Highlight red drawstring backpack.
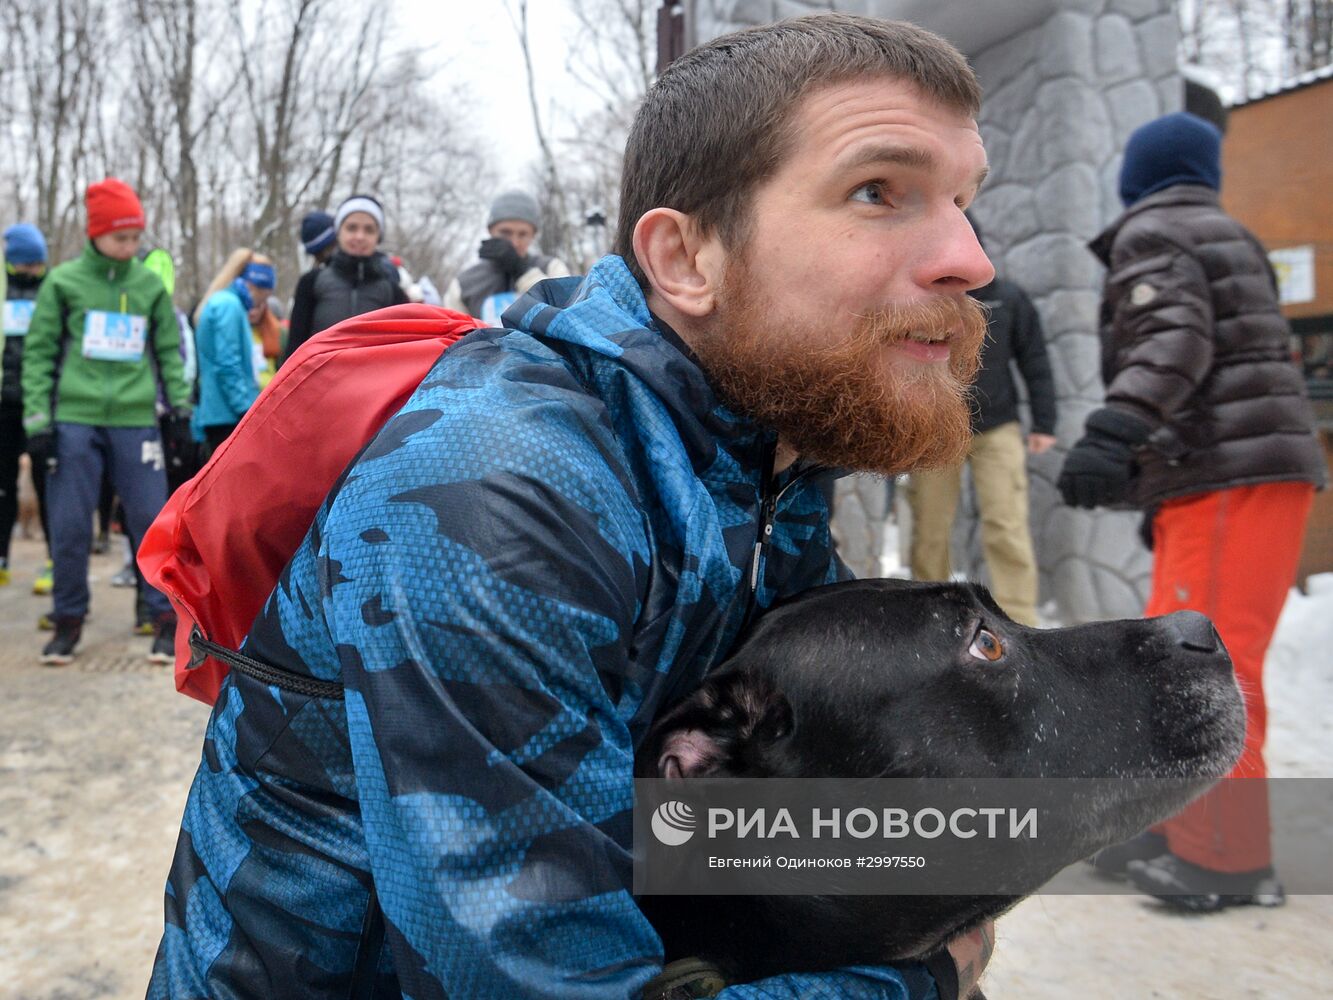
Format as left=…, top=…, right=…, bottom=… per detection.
left=139, top=304, right=482, bottom=705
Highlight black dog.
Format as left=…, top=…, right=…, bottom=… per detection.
left=636, top=578, right=1245, bottom=985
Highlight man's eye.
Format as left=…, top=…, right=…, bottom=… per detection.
left=850, top=183, right=887, bottom=206
left=968, top=627, right=1005, bottom=663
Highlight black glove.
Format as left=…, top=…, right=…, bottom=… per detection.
left=25, top=427, right=56, bottom=472
left=478, top=237, right=527, bottom=282
left=163, top=406, right=196, bottom=472
left=1057, top=408, right=1153, bottom=509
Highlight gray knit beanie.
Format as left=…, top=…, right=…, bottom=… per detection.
left=487, top=190, right=541, bottom=230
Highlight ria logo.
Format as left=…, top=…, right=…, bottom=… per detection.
left=651, top=800, right=697, bottom=846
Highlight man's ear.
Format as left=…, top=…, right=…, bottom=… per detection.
left=633, top=208, right=725, bottom=319
left=646, top=670, right=793, bottom=780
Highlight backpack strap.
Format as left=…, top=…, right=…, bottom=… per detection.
left=188, top=627, right=345, bottom=701
left=187, top=627, right=383, bottom=995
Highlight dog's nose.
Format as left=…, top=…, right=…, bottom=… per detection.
left=1161, top=611, right=1221, bottom=653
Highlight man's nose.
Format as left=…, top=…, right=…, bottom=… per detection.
left=921, top=212, right=994, bottom=293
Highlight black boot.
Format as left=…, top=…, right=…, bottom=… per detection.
left=1126, top=853, right=1286, bottom=912
left=41, top=616, right=83, bottom=666
left=149, top=612, right=177, bottom=665
left=1087, top=830, right=1168, bottom=881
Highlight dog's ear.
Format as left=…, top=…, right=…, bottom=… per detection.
left=648, top=670, right=793, bottom=779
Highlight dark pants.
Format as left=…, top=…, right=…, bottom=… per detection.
left=48, top=423, right=171, bottom=620
left=0, top=402, right=49, bottom=562
left=202, top=423, right=237, bottom=460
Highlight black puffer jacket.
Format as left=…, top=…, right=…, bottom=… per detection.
left=2, top=271, right=43, bottom=407
left=968, top=278, right=1057, bottom=436
left=1089, top=184, right=1326, bottom=507
left=283, top=250, right=407, bottom=363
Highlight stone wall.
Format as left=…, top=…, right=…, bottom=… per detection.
left=687, top=0, right=1182, bottom=621
left=962, top=0, right=1179, bottom=622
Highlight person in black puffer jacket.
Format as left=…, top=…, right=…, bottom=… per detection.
left=1060, top=112, right=1326, bottom=912
left=282, top=195, right=407, bottom=364
left=908, top=215, right=1056, bottom=626
left=1, top=223, right=51, bottom=584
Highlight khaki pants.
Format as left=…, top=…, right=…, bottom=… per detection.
left=907, top=421, right=1040, bottom=625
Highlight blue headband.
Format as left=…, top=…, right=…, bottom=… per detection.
left=242, top=262, right=276, bottom=289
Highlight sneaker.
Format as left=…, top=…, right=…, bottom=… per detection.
left=92, top=531, right=110, bottom=555
left=32, top=560, right=53, bottom=596
left=37, top=612, right=54, bottom=631
left=111, top=563, right=138, bottom=588
left=1126, top=853, right=1287, bottom=912
left=0, top=565, right=10, bottom=586
left=41, top=617, right=83, bottom=665
left=134, top=591, right=155, bottom=635
left=149, top=613, right=176, bottom=665
left=1087, top=830, right=1169, bottom=881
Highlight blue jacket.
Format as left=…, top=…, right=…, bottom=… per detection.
left=193, top=286, right=258, bottom=432
left=149, top=256, right=940, bottom=999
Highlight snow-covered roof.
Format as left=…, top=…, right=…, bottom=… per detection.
left=1228, top=62, right=1333, bottom=108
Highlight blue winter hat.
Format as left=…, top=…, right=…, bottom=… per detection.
left=4, top=223, right=48, bottom=265
left=242, top=261, right=276, bottom=289
left=300, top=211, right=336, bottom=255
left=1119, top=112, right=1222, bottom=208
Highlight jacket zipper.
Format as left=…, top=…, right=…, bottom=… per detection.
left=743, top=445, right=823, bottom=627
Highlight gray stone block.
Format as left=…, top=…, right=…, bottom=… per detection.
left=1099, top=156, right=1124, bottom=227
left=831, top=474, right=889, bottom=579
left=1035, top=163, right=1103, bottom=238
left=1008, top=106, right=1046, bottom=183
left=972, top=183, right=1040, bottom=248
left=1135, top=13, right=1180, bottom=77
left=1038, top=290, right=1102, bottom=336
left=1034, top=81, right=1115, bottom=172
left=1046, top=330, right=1104, bottom=399
left=1156, top=75, right=1184, bottom=113
left=981, top=63, right=1041, bottom=128
left=1006, top=233, right=1102, bottom=295
left=971, top=26, right=1041, bottom=94
left=1094, top=14, right=1141, bottom=83
left=1039, top=11, right=1096, bottom=80
left=979, top=123, right=1012, bottom=177
left=1107, top=0, right=1165, bottom=21
left=1104, top=78, right=1161, bottom=137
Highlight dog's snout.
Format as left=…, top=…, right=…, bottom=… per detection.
left=1162, top=611, right=1221, bottom=653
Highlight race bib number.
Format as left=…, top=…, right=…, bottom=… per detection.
left=3, top=300, right=35, bottom=337
left=480, top=291, right=518, bottom=328
left=83, top=310, right=147, bottom=362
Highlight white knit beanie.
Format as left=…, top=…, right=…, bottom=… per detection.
left=334, top=195, right=385, bottom=240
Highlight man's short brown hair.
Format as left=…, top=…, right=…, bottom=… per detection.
left=615, top=13, right=981, bottom=288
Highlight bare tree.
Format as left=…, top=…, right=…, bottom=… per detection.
left=1, top=0, right=110, bottom=256
left=504, top=0, right=655, bottom=271
left=1180, top=0, right=1331, bottom=99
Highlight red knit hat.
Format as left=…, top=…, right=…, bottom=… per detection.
left=86, top=178, right=146, bottom=239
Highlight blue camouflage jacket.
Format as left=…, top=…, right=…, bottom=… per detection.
left=149, top=256, right=940, bottom=999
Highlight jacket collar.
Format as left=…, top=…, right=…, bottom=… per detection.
left=329, top=249, right=386, bottom=284
left=1089, top=184, right=1220, bottom=264
left=505, top=255, right=775, bottom=475
left=80, top=241, right=135, bottom=282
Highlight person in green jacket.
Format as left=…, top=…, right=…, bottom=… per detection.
left=22, top=177, right=192, bottom=666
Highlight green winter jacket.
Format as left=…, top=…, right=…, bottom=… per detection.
left=22, top=242, right=189, bottom=432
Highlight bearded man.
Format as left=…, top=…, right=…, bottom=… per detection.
left=150, top=14, right=993, bottom=1000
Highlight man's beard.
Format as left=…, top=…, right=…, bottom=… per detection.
left=692, top=261, right=987, bottom=476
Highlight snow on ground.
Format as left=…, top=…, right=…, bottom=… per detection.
left=1264, top=574, right=1333, bottom=778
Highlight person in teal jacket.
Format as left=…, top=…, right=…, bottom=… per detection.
left=150, top=15, right=995, bottom=999
left=193, top=251, right=276, bottom=454
left=21, top=177, right=191, bottom=666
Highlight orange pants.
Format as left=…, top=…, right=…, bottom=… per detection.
left=1144, top=481, right=1313, bottom=872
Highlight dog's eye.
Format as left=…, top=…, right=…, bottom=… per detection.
left=968, top=628, right=1004, bottom=662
